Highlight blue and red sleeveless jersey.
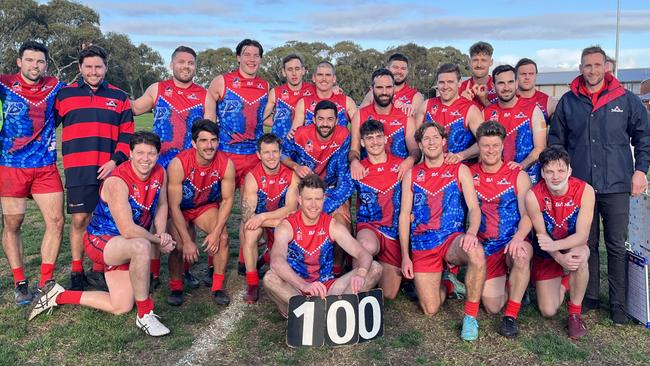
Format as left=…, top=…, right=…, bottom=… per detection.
left=153, top=80, right=207, bottom=168
left=519, top=89, right=550, bottom=119
left=424, top=96, right=476, bottom=154
left=286, top=211, right=335, bottom=283
left=358, top=104, right=409, bottom=158
left=175, top=148, right=229, bottom=211
left=410, top=162, right=467, bottom=251
left=271, top=82, right=316, bottom=142
left=484, top=98, right=541, bottom=184
left=460, top=76, right=498, bottom=107
left=302, top=92, right=349, bottom=127
left=217, top=71, right=269, bottom=155
left=354, top=154, right=403, bottom=239
left=0, top=74, right=64, bottom=168
left=531, top=177, right=586, bottom=258
left=87, top=162, right=164, bottom=236
left=250, top=161, right=294, bottom=214
left=470, top=163, right=521, bottom=255
left=284, top=124, right=353, bottom=214
left=394, top=84, right=418, bottom=106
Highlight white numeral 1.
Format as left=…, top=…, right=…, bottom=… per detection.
left=327, top=300, right=356, bottom=344
left=293, top=301, right=315, bottom=346
left=358, top=296, right=381, bottom=339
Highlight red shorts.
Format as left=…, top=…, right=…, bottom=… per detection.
left=0, top=164, right=63, bottom=197
left=485, top=247, right=508, bottom=280
left=301, top=278, right=337, bottom=295
left=83, top=233, right=130, bottom=272
left=356, top=223, right=401, bottom=268
left=531, top=255, right=565, bottom=282
left=223, top=152, right=259, bottom=188
left=182, top=202, right=219, bottom=223
left=413, top=232, right=462, bottom=273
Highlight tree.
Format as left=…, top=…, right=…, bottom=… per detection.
left=195, top=47, right=237, bottom=87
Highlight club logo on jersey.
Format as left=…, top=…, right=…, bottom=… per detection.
left=390, top=164, right=399, bottom=173
left=164, top=86, right=173, bottom=97
left=188, top=93, right=198, bottom=100
left=305, top=139, right=313, bottom=152
left=295, top=227, right=303, bottom=241
left=211, top=171, right=219, bottom=177
left=555, top=199, right=574, bottom=207
left=450, top=110, right=462, bottom=117
left=310, top=101, right=317, bottom=110
left=544, top=197, right=552, bottom=212
left=416, top=170, right=425, bottom=182
left=329, top=141, right=339, bottom=149
left=257, top=83, right=265, bottom=90
left=233, top=77, right=241, bottom=89
left=390, top=119, right=402, bottom=126
left=151, top=180, right=160, bottom=190
left=279, top=177, right=287, bottom=185
left=11, top=81, right=21, bottom=92
left=40, top=85, right=53, bottom=92
left=431, top=104, right=438, bottom=115
left=105, top=99, right=118, bottom=110
left=132, top=184, right=140, bottom=199
left=489, top=110, right=498, bottom=121
left=472, top=173, right=480, bottom=185
left=261, top=176, right=267, bottom=188
left=281, top=89, right=289, bottom=100
left=303, top=90, right=312, bottom=97
left=441, top=171, right=453, bottom=178
left=611, top=106, right=623, bottom=113
left=515, top=112, right=527, bottom=119
left=200, top=171, right=206, bottom=176
left=318, top=229, right=326, bottom=236
left=497, top=178, right=510, bottom=185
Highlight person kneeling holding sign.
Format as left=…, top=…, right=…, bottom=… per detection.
left=264, top=174, right=382, bottom=317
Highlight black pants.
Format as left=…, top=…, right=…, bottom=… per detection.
left=586, top=192, right=629, bottom=307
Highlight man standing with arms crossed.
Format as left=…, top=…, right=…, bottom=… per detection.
left=0, top=41, right=65, bottom=304
left=56, top=45, right=135, bottom=292
left=166, top=120, right=236, bottom=306
left=132, top=45, right=212, bottom=290
left=549, top=46, right=650, bottom=324
left=29, top=132, right=175, bottom=337
left=399, top=122, right=486, bottom=341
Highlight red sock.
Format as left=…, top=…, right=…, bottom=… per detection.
left=561, top=274, right=570, bottom=291
left=150, top=259, right=161, bottom=277
left=464, top=300, right=480, bottom=318
left=39, top=263, right=55, bottom=287
left=11, top=267, right=26, bottom=285
left=504, top=300, right=521, bottom=319
left=183, top=261, right=190, bottom=271
left=246, top=271, right=259, bottom=286
left=169, top=279, right=183, bottom=291
left=71, top=260, right=84, bottom=273
left=211, top=273, right=225, bottom=291
left=442, top=279, right=453, bottom=294
left=92, top=262, right=104, bottom=272
left=135, top=297, right=155, bottom=318
left=238, top=246, right=244, bottom=264
left=568, top=301, right=582, bottom=316
left=208, top=255, right=214, bottom=267
left=56, top=290, right=82, bottom=305
left=449, top=266, right=459, bottom=275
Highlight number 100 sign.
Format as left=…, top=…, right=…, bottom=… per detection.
left=287, top=289, right=384, bottom=347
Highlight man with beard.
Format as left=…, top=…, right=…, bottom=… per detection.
left=353, top=120, right=404, bottom=299
left=470, top=121, right=532, bottom=338
left=360, top=53, right=424, bottom=115
left=484, top=65, right=546, bottom=184
left=350, top=68, right=419, bottom=181
left=291, top=61, right=356, bottom=129
left=0, top=41, right=66, bottom=305
left=515, top=58, right=557, bottom=120
left=549, top=46, right=650, bottom=324
left=416, top=63, right=483, bottom=164
left=399, top=122, right=486, bottom=341
left=56, top=45, right=134, bottom=292
left=28, top=132, right=175, bottom=337
left=526, top=146, right=594, bottom=338
left=460, top=42, right=497, bottom=108
left=263, top=173, right=382, bottom=317
left=132, top=45, right=212, bottom=290
left=240, top=133, right=299, bottom=303
left=263, top=54, right=316, bottom=144
left=282, top=100, right=354, bottom=275
left=165, top=120, right=235, bottom=306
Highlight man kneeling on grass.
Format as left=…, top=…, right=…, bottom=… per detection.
left=263, top=174, right=382, bottom=317
left=28, top=131, right=176, bottom=337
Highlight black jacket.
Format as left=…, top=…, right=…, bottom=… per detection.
left=549, top=73, right=650, bottom=194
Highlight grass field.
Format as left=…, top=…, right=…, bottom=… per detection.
left=0, top=113, right=648, bottom=365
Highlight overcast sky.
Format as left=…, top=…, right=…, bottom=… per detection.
left=78, top=0, right=649, bottom=72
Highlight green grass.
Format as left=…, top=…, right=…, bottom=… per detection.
left=0, top=112, right=649, bottom=365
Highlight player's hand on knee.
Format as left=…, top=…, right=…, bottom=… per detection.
left=401, top=258, right=414, bottom=279
left=460, top=233, right=479, bottom=252
left=505, top=237, right=528, bottom=259
left=245, top=214, right=265, bottom=231
left=203, top=231, right=220, bottom=255
left=157, top=233, right=176, bottom=254
left=302, top=282, right=327, bottom=298
left=183, top=241, right=199, bottom=263
left=350, top=275, right=366, bottom=294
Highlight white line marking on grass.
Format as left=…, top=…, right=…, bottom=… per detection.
left=176, top=284, right=246, bottom=366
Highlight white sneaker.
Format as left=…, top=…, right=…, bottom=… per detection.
left=28, top=281, right=65, bottom=321
left=136, top=310, right=170, bottom=336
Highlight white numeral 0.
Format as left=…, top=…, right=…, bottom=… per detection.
left=358, top=296, right=381, bottom=339
left=326, top=300, right=356, bottom=344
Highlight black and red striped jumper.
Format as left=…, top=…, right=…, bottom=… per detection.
left=55, top=78, right=134, bottom=188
